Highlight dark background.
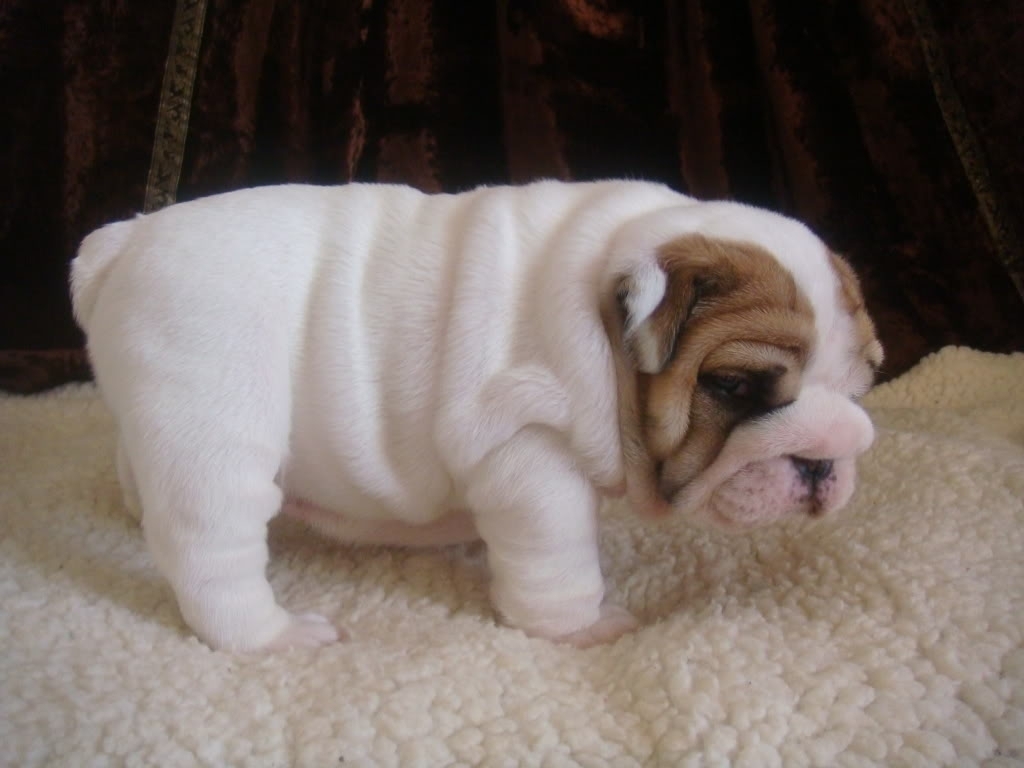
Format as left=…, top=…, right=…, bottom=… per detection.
left=2, top=0, right=1022, bottom=392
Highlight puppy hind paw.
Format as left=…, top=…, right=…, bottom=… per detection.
left=258, top=612, right=347, bottom=652
left=552, top=604, right=638, bottom=649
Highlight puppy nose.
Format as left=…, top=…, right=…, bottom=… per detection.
left=792, top=457, right=834, bottom=486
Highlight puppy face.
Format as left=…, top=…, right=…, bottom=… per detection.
left=609, top=217, right=882, bottom=531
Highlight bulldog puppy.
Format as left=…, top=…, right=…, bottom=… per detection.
left=71, top=180, right=882, bottom=652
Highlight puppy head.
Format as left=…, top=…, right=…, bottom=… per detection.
left=605, top=203, right=882, bottom=531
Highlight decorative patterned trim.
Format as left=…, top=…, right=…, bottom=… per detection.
left=903, top=0, right=1024, bottom=303
left=144, top=0, right=209, bottom=213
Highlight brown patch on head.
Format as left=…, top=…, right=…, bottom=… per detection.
left=610, top=235, right=815, bottom=505
left=828, top=251, right=884, bottom=373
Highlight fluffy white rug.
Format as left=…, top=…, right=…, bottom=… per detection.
left=2, top=346, right=1023, bottom=768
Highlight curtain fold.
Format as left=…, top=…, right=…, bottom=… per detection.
left=2, top=0, right=1022, bottom=393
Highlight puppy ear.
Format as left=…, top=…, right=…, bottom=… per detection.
left=615, top=256, right=727, bottom=374
left=616, top=263, right=672, bottom=373
left=828, top=251, right=884, bottom=370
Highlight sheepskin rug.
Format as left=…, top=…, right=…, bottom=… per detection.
left=2, top=346, right=1022, bottom=767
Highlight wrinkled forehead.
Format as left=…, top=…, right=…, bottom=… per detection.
left=689, top=204, right=834, bottom=311
left=689, top=203, right=878, bottom=394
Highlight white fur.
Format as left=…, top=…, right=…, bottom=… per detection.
left=71, top=180, right=874, bottom=651
left=620, top=263, right=669, bottom=373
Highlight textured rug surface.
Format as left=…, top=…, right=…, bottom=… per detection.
left=2, top=346, right=1023, bottom=767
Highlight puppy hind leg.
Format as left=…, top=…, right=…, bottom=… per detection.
left=128, top=430, right=342, bottom=653
left=116, top=439, right=142, bottom=521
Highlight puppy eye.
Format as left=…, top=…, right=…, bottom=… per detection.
left=701, top=373, right=751, bottom=400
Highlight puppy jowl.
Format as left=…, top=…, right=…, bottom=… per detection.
left=71, top=180, right=882, bottom=651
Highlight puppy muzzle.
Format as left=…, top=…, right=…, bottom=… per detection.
left=629, top=386, right=875, bottom=525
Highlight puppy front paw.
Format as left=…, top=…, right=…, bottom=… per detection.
left=551, top=604, right=638, bottom=649
left=257, top=612, right=347, bottom=653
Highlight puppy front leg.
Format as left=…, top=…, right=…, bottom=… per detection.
left=465, top=429, right=637, bottom=648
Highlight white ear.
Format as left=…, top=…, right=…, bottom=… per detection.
left=617, top=262, right=671, bottom=374
left=620, top=262, right=666, bottom=335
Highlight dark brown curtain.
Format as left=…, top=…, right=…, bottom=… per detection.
left=2, top=0, right=1022, bottom=392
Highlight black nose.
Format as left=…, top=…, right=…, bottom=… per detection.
left=792, top=457, right=834, bottom=485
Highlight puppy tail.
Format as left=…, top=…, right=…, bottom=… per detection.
left=69, top=218, right=135, bottom=331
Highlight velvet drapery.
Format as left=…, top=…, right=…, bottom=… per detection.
left=2, top=0, right=1022, bottom=392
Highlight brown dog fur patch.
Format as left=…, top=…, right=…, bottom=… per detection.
left=605, top=236, right=882, bottom=518
left=640, top=236, right=814, bottom=461
left=828, top=251, right=884, bottom=372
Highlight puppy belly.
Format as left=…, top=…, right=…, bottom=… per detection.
left=282, top=498, right=479, bottom=548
